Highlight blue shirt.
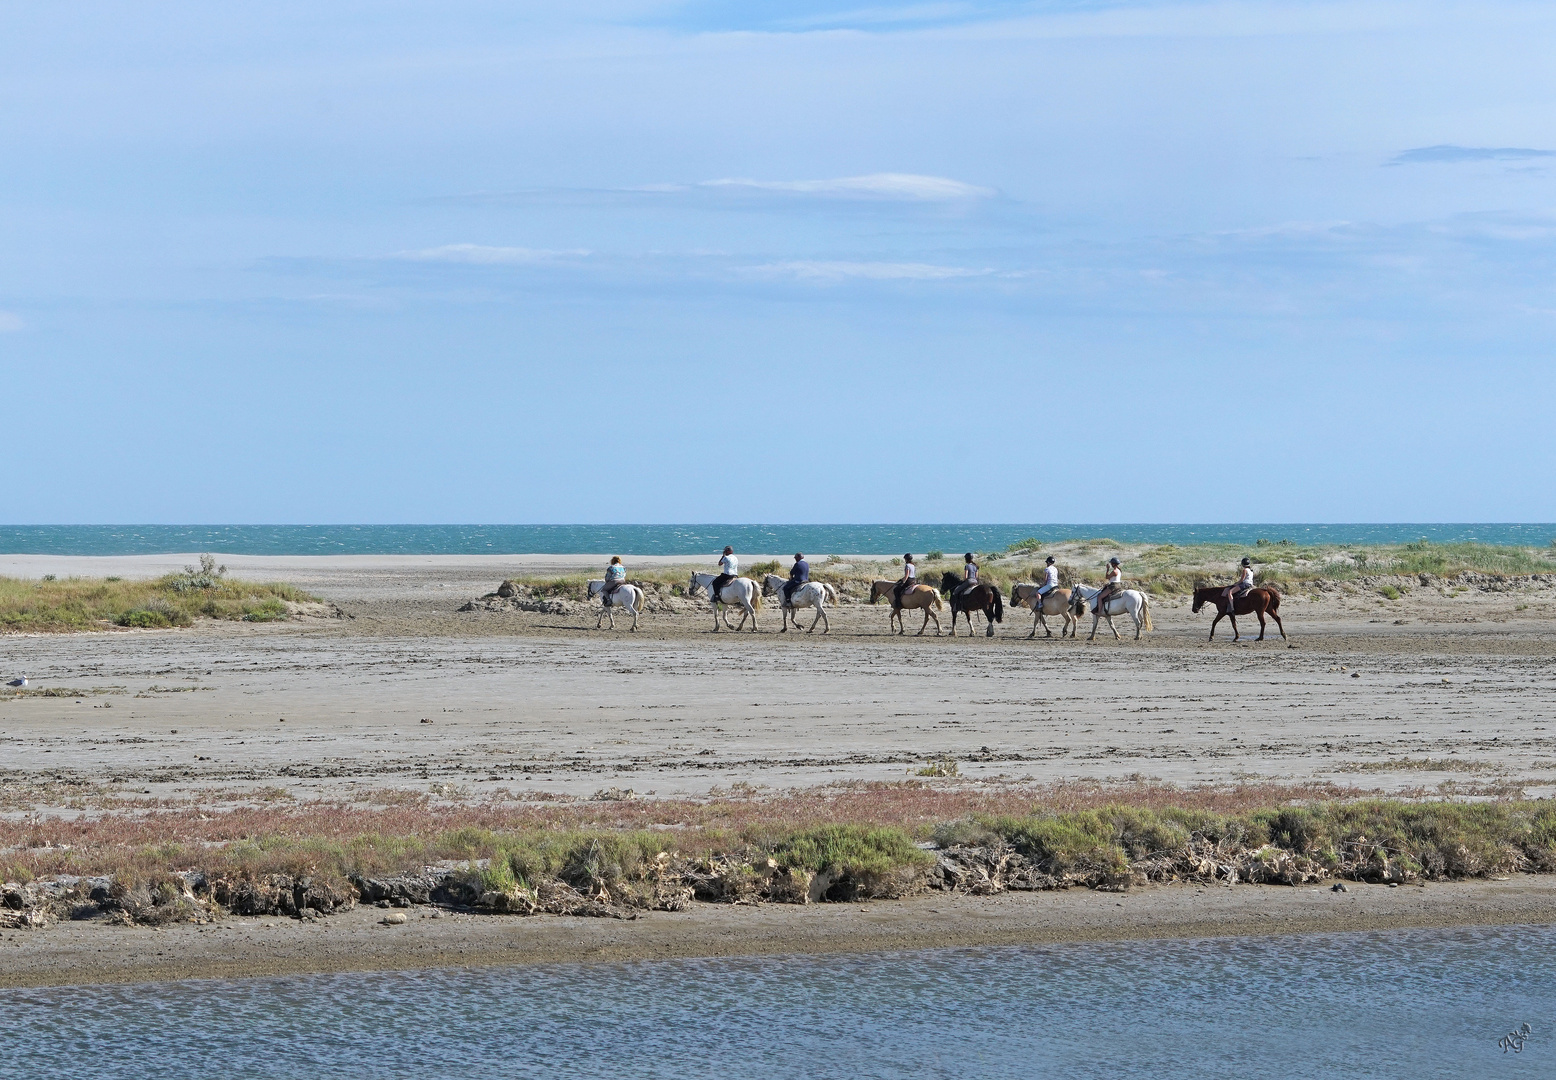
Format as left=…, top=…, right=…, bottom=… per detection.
left=790, top=559, right=809, bottom=582
left=606, top=564, right=625, bottom=583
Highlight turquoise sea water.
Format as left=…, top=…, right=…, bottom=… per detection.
left=2, top=523, right=1554, bottom=556
left=5, top=926, right=1552, bottom=1079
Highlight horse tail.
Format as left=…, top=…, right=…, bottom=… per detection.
left=932, top=590, right=943, bottom=610
left=992, top=585, right=1004, bottom=623
left=1140, top=593, right=1153, bottom=632
left=751, top=582, right=762, bottom=612
left=1266, top=588, right=1280, bottom=614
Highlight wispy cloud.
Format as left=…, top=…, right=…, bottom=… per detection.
left=391, top=243, right=590, bottom=263
left=1389, top=144, right=1554, bottom=165
left=0, top=311, right=23, bottom=332
left=745, top=259, right=992, bottom=281
left=700, top=173, right=995, bottom=201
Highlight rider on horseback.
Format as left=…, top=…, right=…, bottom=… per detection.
left=1222, top=558, right=1254, bottom=614
left=1036, top=556, right=1059, bottom=603
left=709, top=546, right=737, bottom=599
left=782, top=553, right=809, bottom=605
left=603, top=556, right=626, bottom=603
left=893, top=554, right=916, bottom=605
left=1093, top=557, right=1122, bottom=610
left=954, top=553, right=978, bottom=598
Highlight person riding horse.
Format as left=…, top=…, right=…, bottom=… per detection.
left=1036, top=556, right=1059, bottom=603
left=893, top=554, right=917, bottom=605
left=782, top=553, right=809, bottom=605
left=1222, top=557, right=1254, bottom=613
left=602, top=556, right=626, bottom=603
left=954, top=553, right=978, bottom=598
left=709, top=546, right=738, bottom=598
left=1093, top=557, right=1123, bottom=611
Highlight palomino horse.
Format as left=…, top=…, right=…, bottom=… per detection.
left=1009, top=583, right=1077, bottom=638
left=938, top=572, right=1004, bottom=637
left=586, top=580, right=646, bottom=631
left=868, top=579, right=943, bottom=636
left=1191, top=586, right=1286, bottom=642
left=688, top=572, right=763, bottom=631
left=1069, top=583, right=1153, bottom=641
left=761, top=574, right=835, bottom=634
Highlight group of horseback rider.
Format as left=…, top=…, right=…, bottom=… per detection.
left=594, top=548, right=1259, bottom=616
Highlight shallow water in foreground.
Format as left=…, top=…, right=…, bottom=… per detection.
left=7, top=926, right=1553, bottom=1078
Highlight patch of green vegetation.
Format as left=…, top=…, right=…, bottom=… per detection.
left=0, top=554, right=314, bottom=632
left=1379, top=585, right=1402, bottom=600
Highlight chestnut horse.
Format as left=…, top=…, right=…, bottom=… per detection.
left=1191, top=586, right=1286, bottom=642
left=869, top=579, right=944, bottom=635
left=939, top=572, right=1004, bottom=637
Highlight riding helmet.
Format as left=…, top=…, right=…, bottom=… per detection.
left=1109, top=557, right=1120, bottom=566
left=1045, top=556, right=1056, bottom=565
left=964, top=552, right=974, bottom=561
left=1241, top=557, right=1252, bottom=566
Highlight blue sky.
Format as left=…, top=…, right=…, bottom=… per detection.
left=3, top=0, right=1554, bottom=524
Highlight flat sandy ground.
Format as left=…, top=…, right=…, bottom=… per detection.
left=3, top=555, right=1555, bottom=986
left=3, top=555, right=1554, bottom=805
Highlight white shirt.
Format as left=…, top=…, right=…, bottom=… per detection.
left=719, top=554, right=738, bottom=576
left=1043, top=566, right=1059, bottom=588
left=1240, top=566, right=1254, bottom=586
left=1105, top=566, right=1121, bottom=584
left=904, top=563, right=916, bottom=580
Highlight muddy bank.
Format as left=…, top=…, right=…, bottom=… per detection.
left=5, top=877, right=1555, bottom=989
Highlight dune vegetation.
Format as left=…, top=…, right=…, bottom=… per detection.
left=0, top=556, right=317, bottom=632
left=498, top=538, right=1556, bottom=604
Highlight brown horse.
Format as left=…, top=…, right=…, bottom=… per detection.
left=869, top=579, right=944, bottom=635
left=1009, top=583, right=1077, bottom=638
left=1191, top=586, right=1286, bottom=642
left=939, top=571, right=1004, bottom=637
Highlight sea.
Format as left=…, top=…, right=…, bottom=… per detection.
left=5, top=926, right=1550, bottom=1079
left=1, top=523, right=1553, bottom=556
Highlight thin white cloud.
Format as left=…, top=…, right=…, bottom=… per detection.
left=1390, top=144, right=1554, bottom=165
left=700, top=173, right=995, bottom=201
left=747, top=260, right=992, bottom=281
left=393, top=244, right=590, bottom=263
left=0, top=311, right=23, bottom=332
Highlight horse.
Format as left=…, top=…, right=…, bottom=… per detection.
left=1009, top=583, right=1077, bottom=638
left=586, top=580, right=646, bottom=631
left=761, top=574, right=834, bottom=634
left=938, top=571, right=1004, bottom=637
left=868, top=579, right=944, bottom=636
left=1191, top=586, right=1286, bottom=642
left=688, top=572, right=762, bottom=631
left=1068, top=582, right=1153, bottom=641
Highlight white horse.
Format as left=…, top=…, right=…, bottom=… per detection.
left=1069, top=582, right=1154, bottom=641
left=688, top=572, right=763, bottom=631
left=761, top=574, right=835, bottom=633
left=586, top=580, right=646, bottom=631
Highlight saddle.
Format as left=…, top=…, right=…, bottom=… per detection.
left=602, top=581, right=624, bottom=604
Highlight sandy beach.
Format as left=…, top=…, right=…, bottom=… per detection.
left=3, top=554, right=1556, bottom=986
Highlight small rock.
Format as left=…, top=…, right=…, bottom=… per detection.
left=381, top=912, right=408, bottom=925
left=1331, top=882, right=1348, bottom=893
left=1351, top=672, right=1360, bottom=679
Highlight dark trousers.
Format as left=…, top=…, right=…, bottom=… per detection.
left=709, top=573, right=734, bottom=598
left=782, top=579, right=804, bottom=603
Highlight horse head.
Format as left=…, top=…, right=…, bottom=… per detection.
left=939, top=571, right=960, bottom=595
left=688, top=572, right=704, bottom=597
left=1190, top=589, right=1207, bottom=614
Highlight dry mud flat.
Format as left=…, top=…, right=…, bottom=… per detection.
left=2, top=584, right=1556, bottom=804
left=5, top=877, right=1556, bottom=989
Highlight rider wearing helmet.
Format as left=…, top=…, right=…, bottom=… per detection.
left=893, top=554, right=917, bottom=605
left=782, top=552, right=809, bottom=605
left=1094, top=557, right=1123, bottom=610
left=710, top=546, right=737, bottom=599
left=1035, top=555, right=1060, bottom=605
left=955, top=552, right=979, bottom=598
left=1222, top=557, right=1255, bottom=614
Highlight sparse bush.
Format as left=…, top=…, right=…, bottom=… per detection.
left=1379, top=585, right=1402, bottom=600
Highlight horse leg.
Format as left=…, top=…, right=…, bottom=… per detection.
left=985, top=607, right=996, bottom=637
left=1228, top=614, right=1239, bottom=642
left=1271, top=610, right=1287, bottom=640
left=1255, top=605, right=1267, bottom=641
left=1028, top=609, right=1038, bottom=639
left=747, top=601, right=758, bottom=632
left=629, top=602, right=639, bottom=631
left=1208, top=612, right=1219, bottom=641
left=1088, top=612, right=1099, bottom=641
left=1107, top=613, right=1121, bottom=640
left=918, top=608, right=930, bottom=636
left=810, top=606, right=826, bottom=633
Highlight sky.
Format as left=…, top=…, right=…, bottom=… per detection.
left=2, top=0, right=1555, bottom=524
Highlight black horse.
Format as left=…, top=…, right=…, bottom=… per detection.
left=939, top=572, right=1004, bottom=637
